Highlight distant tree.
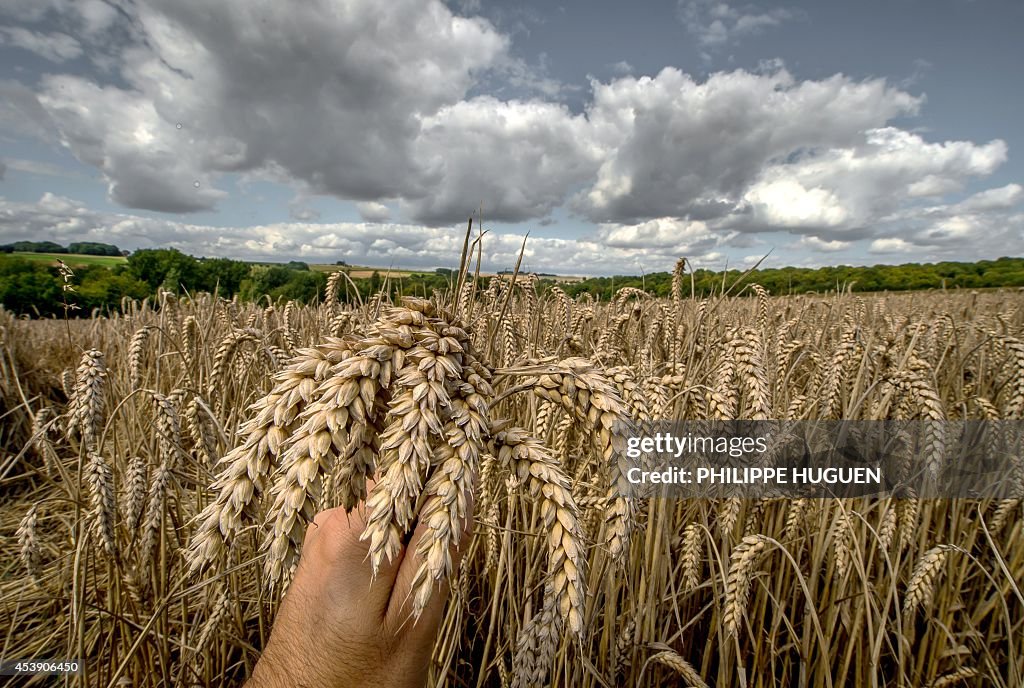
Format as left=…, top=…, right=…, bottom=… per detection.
left=126, top=248, right=201, bottom=292
left=240, top=265, right=294, bottom=301
left=271, top=270, right=325, bottom=302
left=0, top=244, right=12, bottom=254
left=68, top=241, right=122, bottom=256
left=75, top=265, right=149, bottom=311
left=11, top=240, right=65, bottom=253
left=285, top=261, right=310, bottom=271
left=197, top=257, right=251, bottom=295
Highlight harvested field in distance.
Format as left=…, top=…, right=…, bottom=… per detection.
left=10, top=252, right=128, bottom=268
left=1, top=266, right=1022, bottom=687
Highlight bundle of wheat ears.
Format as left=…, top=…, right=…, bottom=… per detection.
left=2, top=255, right=1023, bottom=687
left=188, top=297, right=630, bottom=638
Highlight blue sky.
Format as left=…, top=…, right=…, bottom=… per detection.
left=0, top=0, right=1021, bottom=275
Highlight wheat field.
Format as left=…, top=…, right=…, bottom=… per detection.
left=1, top=263, right=1023, bottom=687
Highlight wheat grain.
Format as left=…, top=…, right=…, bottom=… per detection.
left=723, top=534, right=768, bottom=637
left=495, top=426, right=585, bottom=636
left=649, top=649, right=709, bottom=688
left=17, top=504, right=42, bottom=585
left=72, top=349, right=107, bottom=450
left=128, top=325, right=154, bottom=390
left=927, top=667, right=979, bottom=687
left=679, top=522, right=703, bottom=591
left=904, top=544, right=954, bottom=615
left=121, top=455, right=148, bottom=531
left=85, top=450, right=116, bottom=556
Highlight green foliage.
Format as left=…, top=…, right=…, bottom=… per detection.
left=127, top=249, right=201, bottom=292
left=67, top=242, right=122, bottom=256
left=74, top=266, right=150, bottom=311
left=4, top=247, right=1023, bottom=319
left=0, top=257, right=63, bottom=316
left=560, top=257, right=1024, bottom=299
left=0, top=240, right=122, bottom=256
left=198, top=257, right=251, bottom=295
left=270, top=270, right=325, bottom=301
left=4, top=240, right=66, bottom=253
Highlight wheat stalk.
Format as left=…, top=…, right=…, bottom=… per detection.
left=495, top=426, right=585, bottom=636
left=723, top=534, right=768, bottom=637
left=648, top=649, right=709, bottom=688
left=904, top=544, right=955, bottom=615
left=85, top=450, right=116, bottom=557
left=17, top=504, right=42, bottom=585
left=927, top=667, right=979, bottom=687
left=71, top=349, right=107, bottom=450
left=127, top=325, right=154, bottom=390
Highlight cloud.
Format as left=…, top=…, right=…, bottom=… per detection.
left=738, top=127, right=1006, bottom=230
left=677, top=1, right=794, bottom=48
left=0, top=27, right=83, bottom=62
left=0, top=194, right=731, bottom=274
left=609, top=61, right=634, bottom=76
left=0, top=0, right=1019, bottom=262
left=408, top=96, right=601, bottom=224
left=0, top=0, right=67, bottom=23
left=19, top=0, right=509, bottom=217
left=577, top=67, right=923, bottom=225
left=5, top=192, right=1024, bottom=273
left=597, top=217, right=721, bottom=254
left=356, top=201, right=392, bottom=223
left=288, top=206, right=320, bottom=222
left=36, top=74, right=228, bottom=212
left=870, top=237, right=916, bottom=253
left=743, top=179, right=849, bottom=229
left=0, top=80, right=58, bottom=141
left=792, top=236, right=851, bottom=253
left=3, top=157, right=86, bottom=178
left=954, top=183, right=1023, bottom=212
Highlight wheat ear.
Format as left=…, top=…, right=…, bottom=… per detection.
left=723, top=534, right=768, bottom=637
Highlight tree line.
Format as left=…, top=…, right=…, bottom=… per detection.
left=0, top=240, right=124, bottom=256
left=1, top=247, right=1022, bottom=317
left=0, top=249, right=453, bottom=317
left=558, top=257, right=1024, bottom=300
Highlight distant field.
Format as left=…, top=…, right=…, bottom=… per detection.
left=309, top=263, right=585, bottom=282
left=11, top=251, right=127, bottom=268
left=310, top=264, right=420, bottom=279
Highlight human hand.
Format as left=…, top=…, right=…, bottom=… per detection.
left=245, top=500, right=468, bottom=688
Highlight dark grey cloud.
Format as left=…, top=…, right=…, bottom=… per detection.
left=18, top=0, right=509, bottom=218
left=0, top=26, right=83, bottom=62
left=0, top=80, right=57, bottom=141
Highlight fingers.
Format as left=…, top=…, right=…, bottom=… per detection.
left=302, top=482, right=475, bottom=634
left=384, top=489, right=475, bottom=631
left=302, top=483, right=408, bottom=618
